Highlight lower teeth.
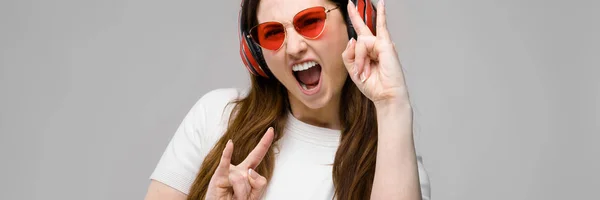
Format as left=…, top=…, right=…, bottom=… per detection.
left=301, top=83, right=318, bottom=91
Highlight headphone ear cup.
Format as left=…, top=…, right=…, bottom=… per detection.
left=238, top=1, right=271, bottom=78
left=239, top=33, right=260, bottom=77
left=246, top=36, right=274, bottom=78
left=346, top=0, right=377, bottom=39
left=366, top=0, right=377, bottom=34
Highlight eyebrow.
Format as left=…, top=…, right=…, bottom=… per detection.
left=262, top=23, right=283, bottom=29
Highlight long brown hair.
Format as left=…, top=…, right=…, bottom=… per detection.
left=187, top=0, right=378, bottom=199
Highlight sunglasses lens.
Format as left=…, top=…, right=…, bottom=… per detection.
left=249, top=7, right=329, bottom=51
left=294, top=7, right=327, bottom=39
left=250, top=22, right=285, bottom=50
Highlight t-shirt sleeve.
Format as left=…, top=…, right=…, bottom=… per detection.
left=417, top=155, right=432, bottom=200
left=149, top=88, right=240, bottom=194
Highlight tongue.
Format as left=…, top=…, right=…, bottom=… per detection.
left=297, top=65, right=321, bottom=85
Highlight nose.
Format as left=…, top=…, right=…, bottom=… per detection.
left=284, top=27, right=308, bottom=59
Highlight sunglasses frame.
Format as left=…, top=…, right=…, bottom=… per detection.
left=247, top=5, right=340, bottom=51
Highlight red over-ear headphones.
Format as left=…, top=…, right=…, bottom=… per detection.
left=238, top=0, right=377, bottom=78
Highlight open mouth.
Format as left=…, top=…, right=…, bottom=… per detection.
left=292, top=61, right=322, bottom=94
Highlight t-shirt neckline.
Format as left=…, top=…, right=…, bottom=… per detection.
left=285, top=112, right=342, bottom=147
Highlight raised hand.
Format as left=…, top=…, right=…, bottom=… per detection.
left=205, top=127, right=275, bottom=200
left=342, top=0, right=411, bottom=106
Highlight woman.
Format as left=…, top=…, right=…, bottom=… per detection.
left=145, top=0, right=431, bottom=199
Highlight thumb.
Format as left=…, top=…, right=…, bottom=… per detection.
left=248, top=168, right=268, bottom=200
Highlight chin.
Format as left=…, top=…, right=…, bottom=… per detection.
left=299, top=91, right=332, bottom=110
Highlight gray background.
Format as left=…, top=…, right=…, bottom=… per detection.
left=1, top=0, right=598, bottom=199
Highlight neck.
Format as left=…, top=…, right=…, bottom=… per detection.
left=288, top=92, right=341, bottom=130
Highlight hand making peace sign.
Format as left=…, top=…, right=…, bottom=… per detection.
left=342, top=0, right=411, bottom=106
left=205, top=128, right=275, bottom=200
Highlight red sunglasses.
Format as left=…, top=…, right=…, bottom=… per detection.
left=248, top=6, right=340, bottom=51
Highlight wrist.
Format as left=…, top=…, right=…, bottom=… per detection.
left=375, top=99, right=413, bottom=124
left=374, top=97, right=414, bottom=139
left=372, top=87, right=411, bottom=108
left=374, top=97, right=412, bottom=113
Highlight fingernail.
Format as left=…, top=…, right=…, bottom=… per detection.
left=249, top=169, right=259, bottom=179
left=346, top=40, right=352, bottom=48
left=350, top=38, right=355, bottom=45
left=360, top=72, right=366, bottom=82
left=381, top=0, right=385, bottom=6
left=349, top=0, right=357, bottom=10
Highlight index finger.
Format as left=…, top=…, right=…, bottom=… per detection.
left=347, top=1, right=374, bottom=36
left=241, top=127, right=275, bottom=169
left=214, top=140, right=234, bottom=177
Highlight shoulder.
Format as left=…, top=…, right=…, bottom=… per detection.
left=187, top=87, right=246, bottom=122
left=189, top=87, right=246, bottom=139
left=188, top=88, right=245, bottom=141
left=194, top=88, right=244, bottom=116
left=416, top=155, right=431, bottom=200
left=196, top=88, right=244, bottom=110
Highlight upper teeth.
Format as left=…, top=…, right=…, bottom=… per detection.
left=292, top=61, right=317, bottom=72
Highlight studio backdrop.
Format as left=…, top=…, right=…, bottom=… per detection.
left=0, top=0, right=598, bottom=199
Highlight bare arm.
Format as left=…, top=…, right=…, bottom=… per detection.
left=144, top=180, right=187, bottom=200
left=342, top=0, right=424, bottom=198
left=371, top=101, right=421, bottom=200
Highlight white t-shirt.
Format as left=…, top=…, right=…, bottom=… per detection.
left=150, top=88, right=431, bottom=199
